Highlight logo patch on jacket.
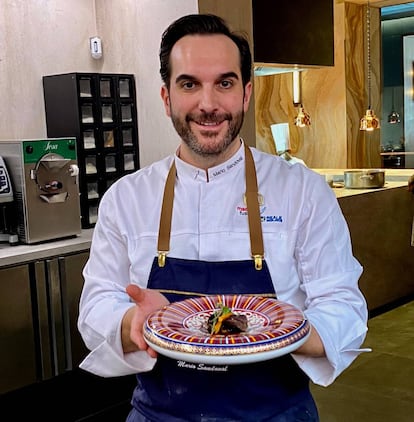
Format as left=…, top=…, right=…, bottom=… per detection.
left=236, top=204, right=283, bottom=223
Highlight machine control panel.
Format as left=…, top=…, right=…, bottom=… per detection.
left=0, top=156, right=13, bottom=203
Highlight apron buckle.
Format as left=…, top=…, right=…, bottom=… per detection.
left=158, top=251, right=168, bottom=267
left=253, top=254, right=263, bottom=270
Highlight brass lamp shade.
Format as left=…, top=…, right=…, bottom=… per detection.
left=387, top=110, right=400, bottom=124
left=360, top=109, right=380, bottom=131
left=294, top=105, right=311, bottom=127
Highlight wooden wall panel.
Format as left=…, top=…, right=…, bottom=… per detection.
left=255, top=2, right=382, bottom=169
left=198, top=1, right=382, bottom=169
left=255, top=3, right=348, bottom=168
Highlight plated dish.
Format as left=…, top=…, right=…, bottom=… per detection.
left=143, top=294, right=310, bottom=365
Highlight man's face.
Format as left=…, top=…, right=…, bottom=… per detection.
left=161, top=34, right=252, bottom=159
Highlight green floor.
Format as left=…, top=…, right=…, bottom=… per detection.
left=311, top=300, right=414, bottom=422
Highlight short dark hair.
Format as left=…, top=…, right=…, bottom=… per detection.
left=159, top=14, right=252, bottom=89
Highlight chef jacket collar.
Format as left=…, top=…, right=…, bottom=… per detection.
left=174, top=140, right=245, bottom=182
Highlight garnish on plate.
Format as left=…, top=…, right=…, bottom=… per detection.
left=207, top=303, right=248, bottom=335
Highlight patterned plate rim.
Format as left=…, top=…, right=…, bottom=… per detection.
left=143, top=295, right=310, bottom=357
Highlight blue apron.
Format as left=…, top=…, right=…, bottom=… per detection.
left=127, top=145, right=319, bottom=421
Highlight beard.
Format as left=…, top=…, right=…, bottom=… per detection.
left=170, top=109, right=245, bottom=157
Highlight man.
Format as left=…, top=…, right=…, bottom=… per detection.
left=78, top=14, right=369, bottom=421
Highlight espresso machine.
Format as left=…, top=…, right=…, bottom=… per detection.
left=0, top=138, right=81, bottom=244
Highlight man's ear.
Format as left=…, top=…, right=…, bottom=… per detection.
left=243, top=81, right=253, bottom=112
left=161, top=85, right=171, bottom=117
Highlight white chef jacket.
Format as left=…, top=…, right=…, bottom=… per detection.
left=78, top=142, right=369, bottom=387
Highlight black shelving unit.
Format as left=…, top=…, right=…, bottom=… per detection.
left=43, top=72, right=140, bottom=228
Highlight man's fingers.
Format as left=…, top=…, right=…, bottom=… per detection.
left=126, top=284, right=144, bottom=303
left=147, top=347, right=158, bottom=359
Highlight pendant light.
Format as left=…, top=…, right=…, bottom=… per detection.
left=292, top=70, right=311, bottom=127
left=360, top=0, right=380, bottom=131
left=387, top=87, right=400, bottom=124
left=294, top=105, right=311, bottom=127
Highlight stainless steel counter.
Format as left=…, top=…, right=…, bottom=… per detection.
left=0, top=229, right=93, bottom=268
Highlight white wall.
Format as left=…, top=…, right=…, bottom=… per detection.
left=0, top=0, right=198, bottom=167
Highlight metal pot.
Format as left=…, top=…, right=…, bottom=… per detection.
left=344, top=169, right=385, bottom=189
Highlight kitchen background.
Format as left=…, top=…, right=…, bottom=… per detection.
left=1, top=0, right=414, bottom=171
left=1, top=2, right=413, bottom=420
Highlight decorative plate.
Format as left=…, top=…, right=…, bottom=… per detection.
left=143, top=294, right=310, bottom=365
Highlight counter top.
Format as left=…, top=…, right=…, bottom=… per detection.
left=0, top=229, right=93, bottom=268
left=379, top=151, right=414, bottom=156
left=331, top=181, right=409, bottom=198
left=312, top=168, right=412, bottom=198
left=313, top=168, right=413, bottom=180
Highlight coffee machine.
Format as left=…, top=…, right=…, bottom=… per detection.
left=0, top=138, right=81, bottom=244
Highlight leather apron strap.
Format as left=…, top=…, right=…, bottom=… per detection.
left=157, top=143, right=264, bottom=269
left=244, top=143, right=265, bottom=269
left=157, top=160, right=176, bottom=267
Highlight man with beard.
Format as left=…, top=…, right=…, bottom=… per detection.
left=78, top=14, right=369, bottom=422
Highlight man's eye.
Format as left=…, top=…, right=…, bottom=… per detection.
left=182, top=81, right=195, bottom=89
left=220, top=80, right=233, bottom=88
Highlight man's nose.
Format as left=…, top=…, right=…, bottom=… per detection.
left=198, top=87, right=219, bottom=112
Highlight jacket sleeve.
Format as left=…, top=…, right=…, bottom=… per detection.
left=77, top=189, right=156, bottom=377
left=290, top=176, right=370, bottom=386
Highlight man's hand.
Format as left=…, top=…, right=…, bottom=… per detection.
left=122, top=285, right=169, bottom=357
